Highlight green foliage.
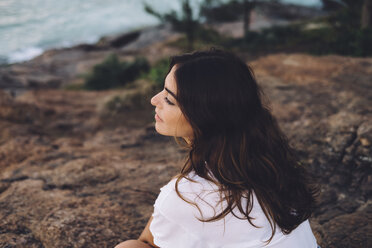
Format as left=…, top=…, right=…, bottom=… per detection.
left=200, top=0, right=244, bottom=23
left=196, top=0, right=371, bottom=57
left=321, top=0, right=345, bottom=11
left=105, top=91, right=147, bottom=112
left=306, top=26, right=372, bottom=56
left=196, top=26, right=225, bottom=43
left=324, top=0, right=365, bottom=29
left=226, top=22, right=372, bottom=57
left=168, top=26, right=228, bottom=52
left=146, top=59, right=170, bottom=90
left=84, top=54, right=149, bottom=90
left=144, top=0, right=199, bottom=51
left=246, top=25, right=303, bottom=49
left=99, top=85, right=155, bottom=127
left=311, top=0, right=372, bottom=56
left=145, top=0, right=198, bottom=32
left=221, top=24, right=303, bottom=54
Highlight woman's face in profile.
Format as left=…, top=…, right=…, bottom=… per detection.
left=150, top=65, right=193, bottom=142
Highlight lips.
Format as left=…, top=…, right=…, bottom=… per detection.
left=155, top=113, right=163, bottom=122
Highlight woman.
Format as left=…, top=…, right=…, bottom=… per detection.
left=115, top=49, right=319, bottom=248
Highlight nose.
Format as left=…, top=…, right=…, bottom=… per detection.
left=151, top=92, right=161, bottom=107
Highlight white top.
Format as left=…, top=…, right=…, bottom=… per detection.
left=150, top=171, right=318, bottom=248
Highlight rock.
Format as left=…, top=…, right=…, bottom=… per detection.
left=98, top=30, right=141, bottom=48
left=74, top=43, right=101, bottom=52
left=319, top=204, right=372, bottom=248
left=0, top=90, right=42, bottom=124
left=0, top=90, right=13, bottom=104
left=26, top=75, right=62, bottom=89
left=360, top=137, right=370, bottom=146
left=251, top=54, right=372, bottom=247
left=0, top=71, right=23, bottom=88
left=0, top=54, right=371, bottom=248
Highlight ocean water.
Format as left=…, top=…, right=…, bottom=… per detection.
left=0, top=0, right=321, bottom=64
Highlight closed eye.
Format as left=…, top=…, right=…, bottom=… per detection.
left=164, top=97, right=175, bottom=105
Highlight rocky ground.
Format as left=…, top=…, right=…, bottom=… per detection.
left=250, top=54, right=372, bottom=247
left=0, top=52, right=371, bottom=248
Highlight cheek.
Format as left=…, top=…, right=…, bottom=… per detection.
left=176, top=115, right=194, bottom=137
left=167, top=111, right=183, bottom=129
left=154, top=103, right=193, bottom=138
left=156, top=109, right=180, bottom=131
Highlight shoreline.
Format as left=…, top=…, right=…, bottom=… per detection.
left=0, top=2, right=325, bottom=96
left=0, top=24, right=179, bottom=97
left=0, top=1, right=324, bottom=67
left=0, top=24, right=158, bottom=66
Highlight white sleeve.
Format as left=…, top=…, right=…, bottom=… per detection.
left=149, top=179, right=210, bottom=248
left=150, top=203, right=207, bottom=248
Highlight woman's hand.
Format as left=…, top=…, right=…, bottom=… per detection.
left=115, top=216, right=159, bottom=248
left=114, top=239, right=154, bottom=248
left=138, top=216, right=158, bottom=247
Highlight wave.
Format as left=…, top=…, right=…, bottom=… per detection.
left=7, top=47, right=44, bottom=64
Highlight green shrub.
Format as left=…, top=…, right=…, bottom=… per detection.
left=103, top=85, right=153, bottom=114
left=200, top=0, right=243, bottom=23
left=223, top=24, right=303, bottom=53
left=225, top=22, right=372, bottom=57
left=355, top=28, right=372, bottom=56
left=84, top=54, right=149, bottom=90
left=105, top=92, right=144, bottom=112
left=243, top=25, right=303, bottom=49
left=220, top=0, right=371, bottom=57
left=299, top=26, right=372, bottom=56
left=196, top=27, right=225, bottom=43
left=167, top=26, right=228, bottom=52
left=146, top=58, right=170, bottom=89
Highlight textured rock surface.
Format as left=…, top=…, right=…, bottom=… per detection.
left=0, top=54, right=371, bottom=248
left=251, top=54, right=372, bottom=247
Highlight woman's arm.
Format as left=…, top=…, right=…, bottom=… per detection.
left=114, top=216, right=159, bottom=248
left=138, top=216, right=159, bottom=248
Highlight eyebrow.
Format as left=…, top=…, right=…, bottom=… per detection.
left=165, top=87, right=177, bottom=99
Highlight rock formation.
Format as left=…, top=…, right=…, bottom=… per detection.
left=251, top=54, right=372, bottom=247
left=0, top=53, right=371, bottom=247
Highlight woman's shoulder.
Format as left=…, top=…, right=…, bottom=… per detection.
left=154, top=173, right=220, bottom=218
left=160, top=171, right=219, bottom=193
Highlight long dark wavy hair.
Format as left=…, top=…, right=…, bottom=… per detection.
left=168, top=48, right=317, bottom=243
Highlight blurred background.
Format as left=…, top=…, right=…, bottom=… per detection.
left=1, top=0, right=371, bottom=64
left=0, top=1, right=371, bottom=248
left=0, top=0, right=323, bottom=64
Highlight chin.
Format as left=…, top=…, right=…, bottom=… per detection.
left=154, top=123, right=168, bottom=136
